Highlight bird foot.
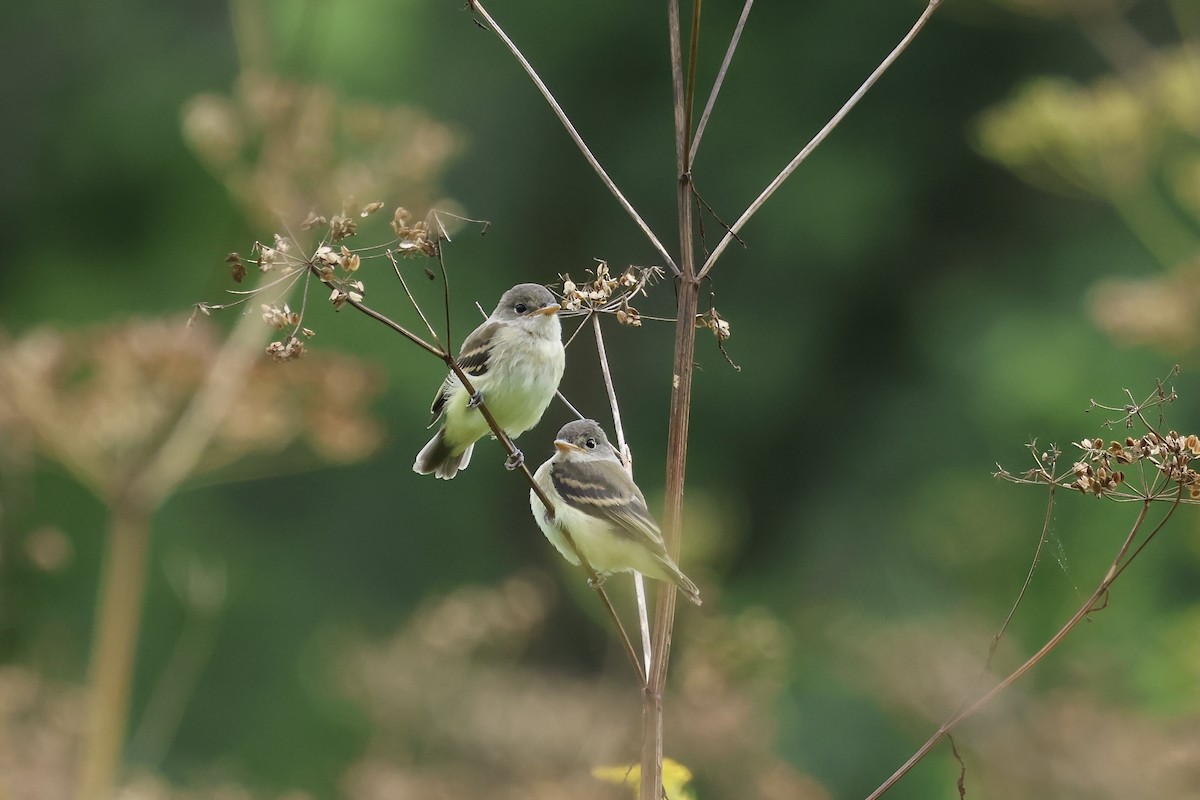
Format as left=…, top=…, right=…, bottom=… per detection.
left=586, top=574, right=608, bottom=590
left=467, top=390, right=485, bottom=409
left=504, top=449, right=525, bottom=471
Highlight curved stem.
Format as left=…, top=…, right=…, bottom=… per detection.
left=866, top=495, right=1180, bottom=799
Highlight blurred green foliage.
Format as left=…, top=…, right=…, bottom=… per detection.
left=2, top=0, right=1199, bottom=798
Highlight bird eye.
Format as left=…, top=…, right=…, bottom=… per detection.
left=585, top=438, right=597, bottom=449
left=514, top=302, right=528, bottom=314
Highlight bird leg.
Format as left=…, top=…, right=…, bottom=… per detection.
left=586, top=574, right=608, bottom=590
left=467, top=389, right=485, bottom=409
left=504, top=449, right=525, bottom=470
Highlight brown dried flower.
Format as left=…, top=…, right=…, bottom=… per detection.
left=0, top=317, right=384, bottom=499
left=330, top=214, right=357, bottom=242
left=1063, top=429, right=1199, bottom=499
left=181, top=74, right=461, bottom=227
left=390, top=207, right=435, bottom=257
left=226, top=253, right=246, bottom=283
left=557, top=262, right=662, bottom=318
left=265, top=335, right=306, bottom=362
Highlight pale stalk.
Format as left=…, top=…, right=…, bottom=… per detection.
left=469, top=0, right=678, bottom=275
left=689, top=0, right=755, bottom=168
left=593, top=313, right=653, bottom=677
left=77, top=501, right=151, bottom=800
left=698, top=0, right=943, bottom=278
left=78, top=281, right=271, bottom=800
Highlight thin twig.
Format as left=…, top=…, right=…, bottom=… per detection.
left=345, top=295, right=443, bottom=359
left=469, top=0, right=680, bottom=275
left=689, top=0, right=755, bottom=168
left=563, top=313, right=592, bottom=349
left=555, top=389, right=586, bottom=421
left=697, top=0, right=943, bottom=279
left=593, top=314, right=653, bottom=677
left=866, top=494, right=1179, bottom=799
left=389, top=251, right=445, bottom=351
left=989, top=481, right=1057, bottom=663
left=684, top=0, right=703, bottom=159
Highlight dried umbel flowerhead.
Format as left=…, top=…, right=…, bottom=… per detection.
left=390, top=207, right=435, bottom=257
left=0, top=317, right=384, bottom=500
left=206, top=202, right=429, bottom=357
left=557, top=261, right=661, bottom=318
left=181, top=74, right=461, bottom=226
left=1068, top=431, right=1200, bottom=499
left=696, top=308, right=731, bottom=342
left=1089, top=263, right=1200, bottom=353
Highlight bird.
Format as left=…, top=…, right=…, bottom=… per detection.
left=413, top=283, right=565, bottom=479
left=530, top=419, right=702, bottom=605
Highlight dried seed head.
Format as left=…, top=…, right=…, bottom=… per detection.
left=391, top=207, right=434, bottom=257
left=616, top=304, right=642, bottom=327
left=301, top=211, right=328, bottom=230
left=257, top=245, right=278, bottom=272
left=265, top=335, right=306, bottom=362
left=227, top=253, right=247, bottom=283
left=329, top=214, right=357, bottom=241
left=261, top=303, right=299, bottom=330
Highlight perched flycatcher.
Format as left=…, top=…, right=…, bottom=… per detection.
left=414, top=283, right=565, bottom=479
left=530, top=419, right=702, bottom=605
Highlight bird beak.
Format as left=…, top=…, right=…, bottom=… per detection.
left=535, top=303, right=561, bottom=316
left=554, top=439, right=583, bottom=454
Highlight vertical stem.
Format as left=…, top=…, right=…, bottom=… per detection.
left=78, top=500, right=152, bottom=800
left=642, top=1, right=700, bottom=796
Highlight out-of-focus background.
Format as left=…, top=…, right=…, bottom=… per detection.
left=2, top=0, right=1199, bottom=798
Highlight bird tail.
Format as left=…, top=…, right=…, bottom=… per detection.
left=673, top=571, right=703, bottom=606
left=413, top=430, right=474, bottom=480
left=655, top=555, right=703, bottom=606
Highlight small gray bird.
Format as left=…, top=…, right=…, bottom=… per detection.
left=530, top=419, right=702, bottom=605
left=414, top=283, right=565, bottom=479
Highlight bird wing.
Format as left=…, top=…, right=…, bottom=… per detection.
left=551, top=458, right=667, bottom=549
left=428, top=320, right=498, bottom=422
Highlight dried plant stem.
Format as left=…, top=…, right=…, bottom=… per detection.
left=866, top=494, right=1179, bottom=799
left=136, top=302, right=276, bottom=505
left=697, top=0, right=942, bottom=279
left=990, top=482, right=1057, bottom=661
left=684, top=0, right=703, bottom=156
left=76, top=282, right=272, bottom=800
left=640, top=0, right=702, bottom=796
left=345, top=295, right=442, bottom=359
left=688, top=0, right=755, bottom=168
left=468, top=0, right=679, bottom=275
left=592, top=314, right=653, bottom=676
left=78, top=502, right=151, bottom=800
